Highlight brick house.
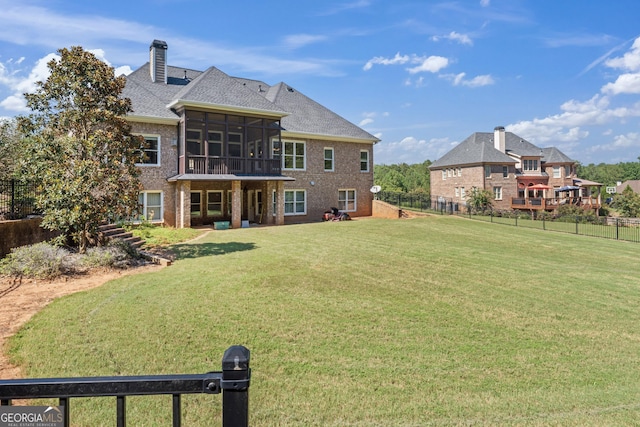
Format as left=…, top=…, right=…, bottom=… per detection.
left=122, top=41, right=379, bottom=228
left=429, top=126, right=602, bottom=212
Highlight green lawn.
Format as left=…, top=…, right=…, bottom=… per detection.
left=8, top=216, right=640, bottom=426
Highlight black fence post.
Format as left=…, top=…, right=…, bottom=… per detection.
left=616, top=218, right=619, bottom=240
left=222, top=345, right=251, bottom=427
left=10, top=179, right=15, bottom=219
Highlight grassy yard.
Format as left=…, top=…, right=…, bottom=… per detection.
left=8, top=216, right=640, bottom=426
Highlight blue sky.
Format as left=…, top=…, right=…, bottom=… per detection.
left=1, top=0, right=640, bottom=166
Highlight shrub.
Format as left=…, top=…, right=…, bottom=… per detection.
left=83, top=240, right=143, bottom=269
left=0, top=242, right=71, bottom=278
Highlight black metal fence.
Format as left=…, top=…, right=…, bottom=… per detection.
left=0, top=345, right=250, bottom=427
left=378, top=191, right=640, bottom=243
left=0, top=179, right=40, bottom=220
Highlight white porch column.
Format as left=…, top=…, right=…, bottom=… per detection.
left=231, top=180, right=242, bottom=229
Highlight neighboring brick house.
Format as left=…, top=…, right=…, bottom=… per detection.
left=123, top=40, right=379, bottom=228
left=429, top=126, right=602, bottom=212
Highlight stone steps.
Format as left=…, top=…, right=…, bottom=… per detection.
left=98, top=224, right=144, bottom=248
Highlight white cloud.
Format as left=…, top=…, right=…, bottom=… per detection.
left=282, top=34, right=328, bottom=50
left=406, top=56, right=449, bottom=74
left=374, top=135, right=453, bottom=164
left=364, top=53, right=448, bottom=74
left=440, top=72, right=494, bottom=87
left=359, top=118, right=374, bottom=126
left=431, top=31, right=473, bottom=46
left=587, top=132, right=640, bottom=154
left=605, top=37, right=640, bottom=72
left=115, top=65, right=133, bottom=76
left=480, top=0, right=490, bottom=6
left=363, top=52, right=409, bottom=70
left=601, top=73, right=640, bottom=95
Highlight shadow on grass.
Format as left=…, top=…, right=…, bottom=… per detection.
left=170, top=242, right=257, bottom=259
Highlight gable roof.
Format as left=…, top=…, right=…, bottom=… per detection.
left=616, top=180, right=640, bottom=193
left=541, top=147, right=574, bottom=163
left=429, top=132, right=515, bottom=169
left=123, top=55, right=378, bottom=143
left=429, top=130, right=574, bottom=169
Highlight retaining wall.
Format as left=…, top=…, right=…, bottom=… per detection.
left=0, top=218, right=59, bottom=258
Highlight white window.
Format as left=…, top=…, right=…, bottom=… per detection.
left=458, top=167, right=462, bottom=176
left=442, top=170, right=447, bottom=180
left=494, top=186, right=502, bottom=200
left=284, top=190, right=306, bottom=215
left=338, top=189, right=356, bottom=212
left=455, top=187, right=459, bottom=197
left=553, top=166, right=561, bottom=178
left=190, top=192, right=201, bottom=218
left=447, top=168, right=452, bottom=177
left=283, top=141, right=305, bottom=170
left=565, top=165, right=571, bottom=177
left=460, top=187, right=466, bottom=199
left=452, top=168, right=457, bottom=177
left=207, top=191, right=223, bottom=216
left=324, top=148, right=334, bottom=171
left=137, top=135, right=160, bottom=166
left=524, top=159, right=538, bottom=171
left=138, top=191, right=163, bottom=222
left=360, top=150, right=369, bottom=172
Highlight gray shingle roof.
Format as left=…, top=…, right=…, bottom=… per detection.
left=429, top=131, right=573, bottom=169
left=124, top=60, right=378, bottom=143
left=541, top=147, right=574, bottom=163
left=430, top=132, right=515, bottom=169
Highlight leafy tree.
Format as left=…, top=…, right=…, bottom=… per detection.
left=0, top=118, right=23, bottom=180
left=17, top=46, right=143, bottom=252
left=466, top=187, right=493, bottom=214
left=613, top=185, right=640, bottom=218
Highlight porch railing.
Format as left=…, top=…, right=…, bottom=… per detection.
left=0, top=345, right=250, bottom=427
left=184, top=156, right=281, bottom=175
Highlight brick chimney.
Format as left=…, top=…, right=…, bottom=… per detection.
left=149, top=40, right=168, bottom=84
left=494, top=126, right=506, bottom=153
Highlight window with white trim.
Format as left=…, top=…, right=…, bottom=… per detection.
left=282, top=141, right=305, bottom=170
left=190, top=192, right=201, bottom=218
left=360, top=150, right=369, bottom=172
left=460, top=187, right=466, bottom=199
left=442, top=170, right=446, bottom=180
left=284, top=190, right=306, bottom=215
left=338, top=189, right=356, bottom=212
left=137, top=135, right=160, bottom=165
left=138, top=191, right=163, bottom=221
left=324, top=148, right=334, bottom=171
left=524, top=159, right=538, bottom=171
left=493, top=186, right=502, bottom=200
left=485, top=165, right=491, bottom=178
left=458, top=167, right=462, bottom=176
left=455, top=187, right=459, bottom=197
left=553, top=166, right=561, bottom=178
left=207, top=191, right=223, bottom=216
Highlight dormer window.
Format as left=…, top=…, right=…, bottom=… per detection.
left=523, top=159, right=538, bottom=172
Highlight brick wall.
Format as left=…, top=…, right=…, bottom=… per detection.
left=0, top=218, right=59, bottom=258
left=282, top=138, right=373, bottom=223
